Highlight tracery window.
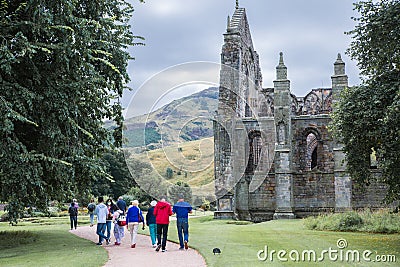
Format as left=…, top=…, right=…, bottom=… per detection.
left=246, top=131, right=262, bottom=174
left=306, top=133, right=318, bottom=170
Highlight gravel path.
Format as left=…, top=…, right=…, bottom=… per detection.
left=70, top=225, right=207, bottom=267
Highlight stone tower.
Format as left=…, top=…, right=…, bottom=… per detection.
left=273, top=53, right=295, bottom=219
left=214, top=4, right=388, bottom=221
left=331, top=53, right=351, bottom=212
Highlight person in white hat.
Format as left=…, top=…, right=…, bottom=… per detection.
left=146, top=200, right=158, bottom=247
left=126, top=200, right=145, bottom=248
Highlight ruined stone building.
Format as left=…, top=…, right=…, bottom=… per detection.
left=213, top=4, right=386, bottom=222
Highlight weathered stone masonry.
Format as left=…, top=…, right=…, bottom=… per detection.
left=214, top=6, right=387, bottom=222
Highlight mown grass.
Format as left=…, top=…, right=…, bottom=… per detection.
left=304, top=210, right=400, bottom=233
left=167, top=216, right=400, bottom=267
left=0, top=216, right=107, bottom=267
left=0, top=230, right=39, bottom=248
left=1, top=213, right=399, bottom=267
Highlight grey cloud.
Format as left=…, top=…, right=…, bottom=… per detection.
left=125, top=0, right=361, bottom=111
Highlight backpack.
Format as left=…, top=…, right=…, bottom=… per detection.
left=117, top=213, right=126, bottom=226
left=87, top=203, right=95, bottom=212
left=69, top=206, right=78, bottom=216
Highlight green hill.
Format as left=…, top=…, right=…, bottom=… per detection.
left=122, top=87, right=218, bottom=205
left=123, top=87, right=218, bottom=150
left=124, top=137, right=215, bottom=206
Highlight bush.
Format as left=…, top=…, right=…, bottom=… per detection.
left=166, top=167, right=174, bottom=179
left=338, top=212, right=363, bottom=231
left=0, top=212, right=9, bottom=222
left=304, top=210, right=400, bottom=233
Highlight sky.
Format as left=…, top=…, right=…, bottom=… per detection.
left=124, top=0, right=361, bottom=118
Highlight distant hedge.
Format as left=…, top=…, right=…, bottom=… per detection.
left=304, top=210, right=400, bottom=234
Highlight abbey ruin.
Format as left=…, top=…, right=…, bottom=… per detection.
left=213, top=4, right=386, bottom=222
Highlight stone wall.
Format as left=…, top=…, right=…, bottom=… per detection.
left=214, top=5, right=388, bottom=222
left=352, top=172, right=388, bottom=209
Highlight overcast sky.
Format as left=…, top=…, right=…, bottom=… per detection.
left=124, top=0, right=361, bottom=117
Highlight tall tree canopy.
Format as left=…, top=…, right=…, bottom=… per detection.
left=0, top=0, right=143, bottom=222
left=332, top=0, right=400, bottom=202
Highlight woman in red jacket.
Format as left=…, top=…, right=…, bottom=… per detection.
left=153, top=197, right=173, bottom=252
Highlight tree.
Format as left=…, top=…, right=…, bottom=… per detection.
left=0, top=0, right=143, bottom=222
left=88, top=150, right=136, bottom=198
left=165, top=167, right=174, bottom=179
left=332, top=0, right=400, bottom=203
left=168, top=181, right=193, bottom=204
left=125, top=156, right=168, bottom=199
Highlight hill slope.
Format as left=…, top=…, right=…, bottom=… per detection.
left=123, top=87, right=218, bottom=150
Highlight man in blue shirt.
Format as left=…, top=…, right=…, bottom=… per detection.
left=172, top=194, right=193, bottom=250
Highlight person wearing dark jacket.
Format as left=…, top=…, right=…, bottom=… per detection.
left=153, top=197, right=173, bottom=252
left=146, top=200, right=157, bottom=247
left=173, top=194, right=193, bottom=250
left=105, top=198, right=117, bottom=244
left=68, top=202, right=78, bottom=230
left=116, top=196, right=127, bottom=214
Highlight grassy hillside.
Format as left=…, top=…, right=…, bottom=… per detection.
left=125, top=137, right=215, bottom=204
left=123, top=87, right=218, bottom=149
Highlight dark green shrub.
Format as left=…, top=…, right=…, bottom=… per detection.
left=338, top=212, right=363, bottom=230
left=304, top=210, right=400, bottom=233
left=0, top=212, right=9, bottom=222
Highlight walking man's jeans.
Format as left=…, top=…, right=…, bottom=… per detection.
left=176, top=218, right=189, bottom=248
left=157, top=224, right=169, bottom=250
left=106, top=220, right=112, bottom=239
left=96, top=223, right=107, bottom=243
left=70, top=216, right=77, bottom=230
left=89, top=213, right=94, bottom=225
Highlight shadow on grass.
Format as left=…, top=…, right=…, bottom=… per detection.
left=0, top=222, right=106, bottom=267
left=0, top=230, right=39, bottom=249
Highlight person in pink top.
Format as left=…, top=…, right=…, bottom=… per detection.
left=153, top=197, right=173, bottom=252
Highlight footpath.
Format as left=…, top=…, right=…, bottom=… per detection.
left=71, top=225, right=207, bottom=267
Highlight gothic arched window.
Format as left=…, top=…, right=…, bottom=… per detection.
left=246, top=131, right=262, bottom=174
left=306, top=133, right=318, bottom=170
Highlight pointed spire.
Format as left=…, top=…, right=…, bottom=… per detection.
left=279, top=52, right=285, bottom=66
left=227, top=15, right=230, bottom=30
left=276, top=52, right=288, bottom=80
left=334, top=53, right=345, bottom=75
left=236, top=0, right=239, bottom=9
left=332, top=52, right=348, bottom=90
left=335, top=53, right=344, bottom=64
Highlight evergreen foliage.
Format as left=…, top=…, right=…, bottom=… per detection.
left=332, top=0, right=400, bottom=203
left=168, top=180, right=193, bottom=203
left=0, top=0, right=143, bottom=223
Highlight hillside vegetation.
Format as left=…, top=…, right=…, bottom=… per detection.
left=123, top=87, right=218, bottom=150
left=125, top=137, right=215, bottom=204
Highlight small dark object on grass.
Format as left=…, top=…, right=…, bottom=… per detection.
left=213, top=247, right=221, bottom=255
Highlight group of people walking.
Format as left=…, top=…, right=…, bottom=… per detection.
left=73, top=194, right=192, bottom=252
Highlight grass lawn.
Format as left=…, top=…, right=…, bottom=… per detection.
left=0, top=214, right=399, bottom=267
left=168, top=216, right=400, bottom=267
left=0, top=216, right=107, bottom=267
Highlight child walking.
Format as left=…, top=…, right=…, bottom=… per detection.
left=112, top=209, right=125, bottom=245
